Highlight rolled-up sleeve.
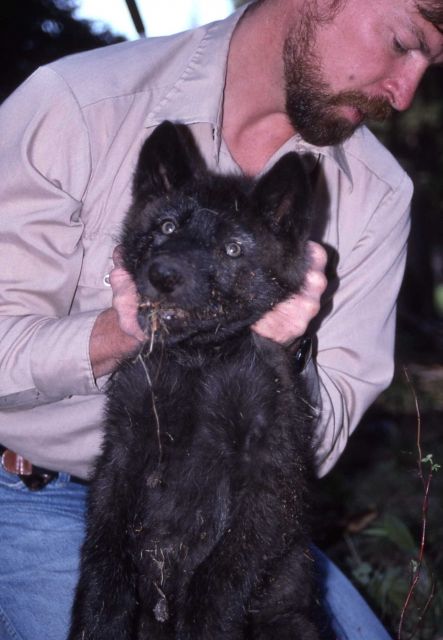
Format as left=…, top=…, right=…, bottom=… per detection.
left=0, top=66, right=100, bottom=406
left=313, top=170, right=412, bottom=476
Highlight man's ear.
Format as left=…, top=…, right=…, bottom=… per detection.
left=132, top=120, right=206, bottom=200
left=252, top=152, right=312, bottom=239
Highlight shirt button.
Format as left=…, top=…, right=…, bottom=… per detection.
left=103, top=273, right=111, bottom=287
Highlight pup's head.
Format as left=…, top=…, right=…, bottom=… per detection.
left=121, top=121, right=312, bottom=344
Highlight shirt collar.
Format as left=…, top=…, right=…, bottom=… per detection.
left=145, top=6, right=246, bottom=131
left=290, top=136, right=354, bottom=188
left=144, top=4, right=354, bottom=188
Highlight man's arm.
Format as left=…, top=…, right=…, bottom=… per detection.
left=0, top=70, right=145, bottom=403
left=313, top=173, right=412, bottom=476
left=0, top=67, right=105, bottom=405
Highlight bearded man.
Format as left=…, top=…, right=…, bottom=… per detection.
left=1, top=0, right=442, bottom=638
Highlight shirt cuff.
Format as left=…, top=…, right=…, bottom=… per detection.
left=30, top=311, right=101, bottom=400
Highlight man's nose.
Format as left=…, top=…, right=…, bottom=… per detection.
left=382, top=59, right=428, bottom=111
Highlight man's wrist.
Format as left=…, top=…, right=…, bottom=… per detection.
left=90, top=308, right=143, bottom=379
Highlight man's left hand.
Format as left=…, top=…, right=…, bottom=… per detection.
left=252, top=241, right=328, bottom=344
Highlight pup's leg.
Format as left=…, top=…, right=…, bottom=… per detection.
left=68, top=472, right=138, bottom=640
left=246, top=546, right=322, bottom=640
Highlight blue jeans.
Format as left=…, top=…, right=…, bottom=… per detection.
left=0, top=464, right=391, bottom=640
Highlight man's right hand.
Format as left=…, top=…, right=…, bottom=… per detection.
left=89, top=246, right=146, bottom=380
left=110, top=246, right=147, bottom=343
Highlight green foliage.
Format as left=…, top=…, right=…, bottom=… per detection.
left=364, top=514, right=417, bottom=554
left=315, top=371, right=443, bottom=638
left=421, top=454, right=441, bottom=473
left=346, top=514, right=443, bottom=639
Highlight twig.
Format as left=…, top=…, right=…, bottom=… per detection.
left=136, top=319, right=164, bottom=487
left=397, top=367, right=437, bottom=640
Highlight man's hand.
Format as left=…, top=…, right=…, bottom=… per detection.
left=110, top=246, right=146, bottom=343
left=89, top=246, right=146, bottom=380
left=252, top=241, right=328, bottom=344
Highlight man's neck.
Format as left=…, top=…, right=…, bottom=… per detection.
left=222, top=0, right=298, bottom=175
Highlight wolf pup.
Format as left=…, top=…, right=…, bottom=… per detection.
left=69, top=121, right=321, bottom=640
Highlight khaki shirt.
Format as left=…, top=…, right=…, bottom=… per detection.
left=0, top=8, right=412, bottom=478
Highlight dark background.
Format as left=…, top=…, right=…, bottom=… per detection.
left=2, top=1, right=442, bottom=636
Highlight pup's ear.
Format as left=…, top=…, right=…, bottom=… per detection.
left=252, top=152, right=312, bottom=239
left=133, top=121, right=206, bottom=200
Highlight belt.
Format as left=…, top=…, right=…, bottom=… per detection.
left=0, top=445, right=88, bottom=491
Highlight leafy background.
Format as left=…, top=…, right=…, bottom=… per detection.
left=2, top=1, right=442, bottom=637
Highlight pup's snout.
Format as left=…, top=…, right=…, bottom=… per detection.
left=148, top=260, right=183, bottom=293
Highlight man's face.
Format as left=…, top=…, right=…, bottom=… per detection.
left=284, top=0, right=443, bottom=146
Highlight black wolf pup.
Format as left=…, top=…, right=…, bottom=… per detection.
left=69, top=121, right=321, bottom=640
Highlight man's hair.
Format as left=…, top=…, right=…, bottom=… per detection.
left=251, top=0, right=346, bottom=19
left=417, top=1, right=443, bottom=30
left=251, top=0, right=443, bottom=29
left=253, top=0, right=443, bottom=19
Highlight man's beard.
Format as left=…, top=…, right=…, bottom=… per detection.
left=283, top=18, right=392, bottom=146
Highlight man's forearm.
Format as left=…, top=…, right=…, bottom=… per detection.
left=89, top=308, right=142, bottom=379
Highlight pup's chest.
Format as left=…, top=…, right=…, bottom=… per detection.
left=125, top=345, right=305, bottom=597
left=155, top=351, right=285, bottom=459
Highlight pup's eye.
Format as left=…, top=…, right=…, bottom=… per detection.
left=225, top=242, right=242, bottom=258
left=161, top=220, right=176, bottom=235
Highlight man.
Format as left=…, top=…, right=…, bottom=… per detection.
left=1, top=0, right=442, bottom=638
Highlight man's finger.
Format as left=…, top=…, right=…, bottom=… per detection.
left=307, top=240, right=328, bottom=271
left=112, top=244, right=125, bottom=268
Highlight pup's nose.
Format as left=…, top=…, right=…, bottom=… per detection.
left=148, top=261, right=183, bottom=293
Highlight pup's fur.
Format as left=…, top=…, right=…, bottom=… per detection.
left=69, top=121, right=321, bottom=639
